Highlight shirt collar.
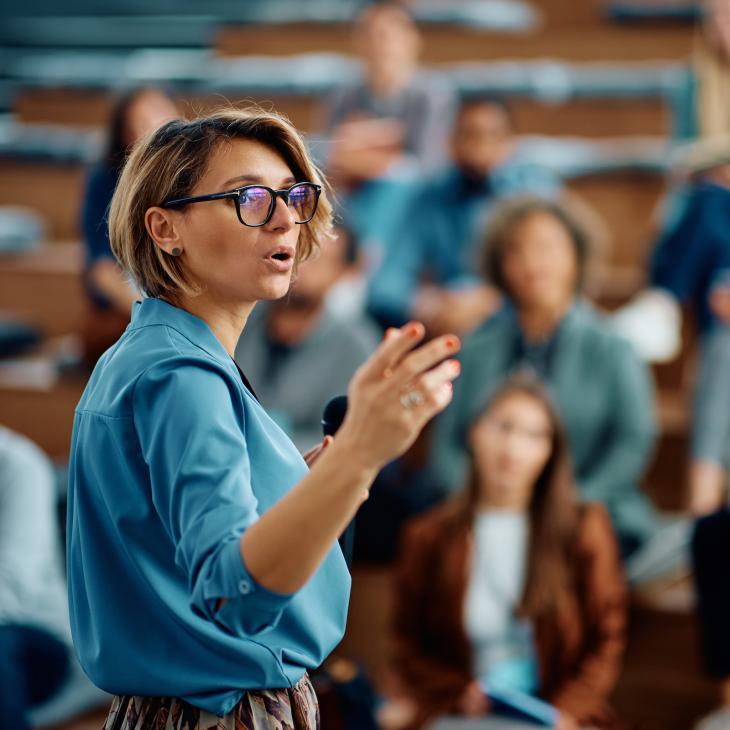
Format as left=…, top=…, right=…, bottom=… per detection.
left=129, top=297, right=234, bottom=365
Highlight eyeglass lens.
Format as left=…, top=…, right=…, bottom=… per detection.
left=237, top=184, right=317, bottom=225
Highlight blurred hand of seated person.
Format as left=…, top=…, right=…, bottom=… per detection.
left=456, top=680, right=491, bottom=718
left=393, top=374, right=626, bottom=730
left=413, top=283, right=502, bottom=337
left=689, top=460, right=727, bottom=515
left=709, top=282, right=730, bottom=324
left=328, top=116, right=406, bottom=187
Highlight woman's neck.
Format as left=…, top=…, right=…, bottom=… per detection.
left=176, top=293, right=255, bottom=357
left=517, top=297, right=573, bottom=343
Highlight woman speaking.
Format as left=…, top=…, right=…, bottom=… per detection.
left=66, top=108, right=461, bottom=730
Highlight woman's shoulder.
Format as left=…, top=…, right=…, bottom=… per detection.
left=83, top=324, right=240, bottom=418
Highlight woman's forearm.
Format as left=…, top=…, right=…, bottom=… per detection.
left=240, top=325, right=460, bottom=595
left=240, top=433, right=378, bottom=594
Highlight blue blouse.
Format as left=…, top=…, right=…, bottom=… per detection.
left=66, top=297, right=351, bottom=714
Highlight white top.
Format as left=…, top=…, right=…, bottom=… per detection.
left=464, top=510, right=536, bottom=690
left=0, top=426, right=70, bottom=642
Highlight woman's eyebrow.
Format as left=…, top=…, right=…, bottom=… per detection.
left=222, top=174, right=297, bottom=188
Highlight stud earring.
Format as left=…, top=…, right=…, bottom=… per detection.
left=170, top=247, right=183, bottom=257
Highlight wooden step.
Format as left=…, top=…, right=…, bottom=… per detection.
left=567, top=171, right=667, bottom=269
left=0, top=242, right=84, bottom=336
left=216, top=23, right=693, bottom=63
left=0, top=364, right=85, bottom=460
left=15, top=82, right=672, bottom=139
left=0, top=162, right=85, bottom=239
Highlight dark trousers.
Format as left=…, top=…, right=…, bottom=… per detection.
left=692, top=509, right=730, bottom=677
left=0, top=624, right=70, bottom=730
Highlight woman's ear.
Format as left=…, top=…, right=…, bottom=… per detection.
left=145, top=207, right=183, bottom=257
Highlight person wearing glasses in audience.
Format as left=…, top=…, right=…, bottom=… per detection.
left=393, top=373, right=627, bottom=730
left=66, top=108, right=461, bottom=730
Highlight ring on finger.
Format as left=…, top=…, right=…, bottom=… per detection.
left=400, top=388, right=426, bottom=409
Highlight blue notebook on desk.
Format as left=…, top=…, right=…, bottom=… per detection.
left=479, top=681, right=558, bottom=726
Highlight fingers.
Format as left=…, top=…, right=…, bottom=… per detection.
left=302, top=436, right=333, bottom=467
left=398, top=359, right=459, bottom=421
left=415, top=358, right=461, bottom=398
left=390, top=333, right=460, bottom=389
left=358, top=322, right=426, bottom=381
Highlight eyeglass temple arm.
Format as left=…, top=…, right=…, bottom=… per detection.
left=162, top=191, right=238, bottom=209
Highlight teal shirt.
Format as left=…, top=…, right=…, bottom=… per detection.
left=67, top=298, right=351, bottom=714
left=431, top=302, right=658, bottom=543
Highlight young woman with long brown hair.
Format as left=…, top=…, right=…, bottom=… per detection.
left=393, top=372, right=628, bottom=730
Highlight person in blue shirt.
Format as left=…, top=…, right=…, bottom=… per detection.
left=80, top=87, right=177, bottom=367
left=648, top=153, right=730, bottom=515
left=366, top=96, right=562, bottom=335
left=66, top=108, right=462, bottom=729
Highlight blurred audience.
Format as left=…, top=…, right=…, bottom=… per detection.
left=431, top=197, right=658, bottom=554
left=392, top=374, right=627, bottom=730
left=648, top=138, right=730, bottom=515
left=0, top=425, right=72, bottom=730
left=324, top=2, right=456, bottom=270
left=80, top=87, right=177, bottom=367
left=326, top=1, right=455, bottom=186
left=235, top=223, right=378, bottom=452
left=366, top=96, right=561, bottom=334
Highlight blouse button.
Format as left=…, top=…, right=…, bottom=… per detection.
left=238, top=580, right=252, bottom=595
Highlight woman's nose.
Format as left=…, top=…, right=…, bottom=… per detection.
left=267, top=195, right=295, bottom=231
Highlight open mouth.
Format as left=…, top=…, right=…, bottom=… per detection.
left=271, top=252, right=291, bottom=261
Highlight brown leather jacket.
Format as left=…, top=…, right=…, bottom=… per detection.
left=392, top=502, right=628, bottom=729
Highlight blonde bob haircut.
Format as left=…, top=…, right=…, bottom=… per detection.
left=108, top=107, right=334, bottom=300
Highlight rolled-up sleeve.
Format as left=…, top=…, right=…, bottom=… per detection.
left=133, top=361, right=293, bottom=636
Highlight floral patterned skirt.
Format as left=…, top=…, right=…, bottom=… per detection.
left=102, top=673, right=319, bottom=730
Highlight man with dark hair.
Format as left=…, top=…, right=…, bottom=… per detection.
left=366, top=96, right=561, bottom=334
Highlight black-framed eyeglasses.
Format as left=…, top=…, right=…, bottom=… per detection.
left=161, top=182, right=322, bottom=228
